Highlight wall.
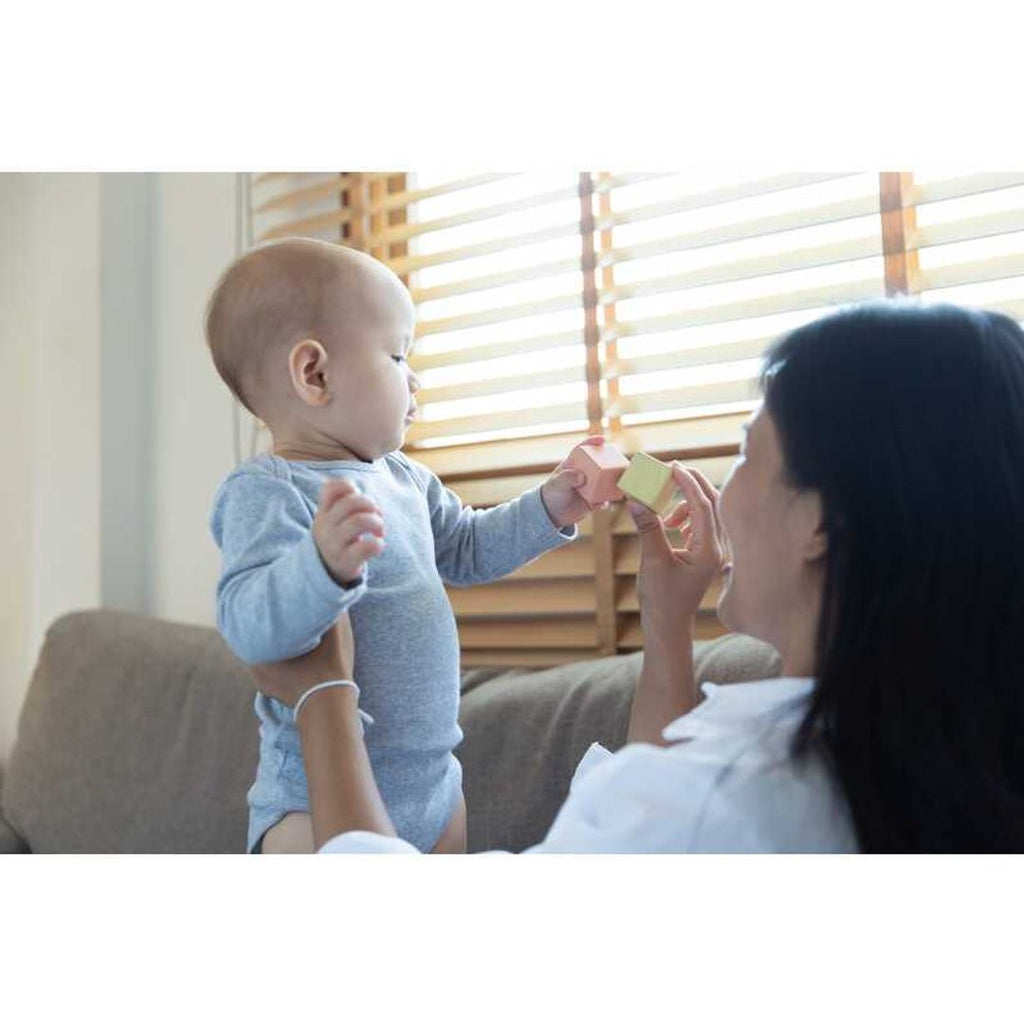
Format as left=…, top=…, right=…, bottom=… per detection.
left=151, top=173, right=239, bottom=625
left=0, top=173, right=103, bottom=763
left=0, top=172, right=241, bottom=766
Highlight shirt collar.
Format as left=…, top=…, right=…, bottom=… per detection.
left=661, top=676, right=815, bottom=742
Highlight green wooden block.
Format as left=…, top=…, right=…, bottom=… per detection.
left=617, top=452, right=676, bottom=514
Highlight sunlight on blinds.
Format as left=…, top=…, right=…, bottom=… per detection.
left=598, top=172, right=886, bottom=430
left=406, top=173, right=591, bottom=449
left=911, top=176, right=1024, bottom=319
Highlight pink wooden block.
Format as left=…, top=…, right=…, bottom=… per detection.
left=566, top=443, right=630, bottom=504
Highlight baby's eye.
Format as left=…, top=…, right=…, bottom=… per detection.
left=391, top=354, right=407, bottom=364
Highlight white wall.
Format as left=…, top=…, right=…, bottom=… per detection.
left=151, top=173, right=239, bottom=626
left=0, top=175, right=40, bottom=768
left=0, top=172, right=243, bottom=766
left=0, top=173, right=103, bottom=763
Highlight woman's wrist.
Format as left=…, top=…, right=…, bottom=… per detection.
left=641, top=615, right=695, bottom=666
left=293, top=679, right=359, bottom=720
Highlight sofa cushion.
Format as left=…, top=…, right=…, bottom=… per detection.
left=2, top=610, right=258, bottom=853
left=458, top=634, right=781, bottom=853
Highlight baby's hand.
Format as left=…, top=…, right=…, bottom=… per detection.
left=540, top=436, right=607, bottom=529
left=313, top=478, right=385, bottom=586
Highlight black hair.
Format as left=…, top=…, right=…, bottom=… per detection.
left=761, top=299, right=1024, bottom=852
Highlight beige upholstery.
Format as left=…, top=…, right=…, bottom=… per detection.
left=459, top=635, right=782, bottom=852
left=0, top=610, right=780, bottom=854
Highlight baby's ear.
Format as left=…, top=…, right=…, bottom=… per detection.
left=288, top=339, right=330, bottom=406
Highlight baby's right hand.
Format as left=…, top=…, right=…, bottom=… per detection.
left=313, top=478, right=385, bottom=586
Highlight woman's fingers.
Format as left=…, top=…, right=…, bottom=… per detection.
left=663, top=500, right=691, bottom=530
left=669, top=463, right=718, bottom=560
left=687, top=466, right=720, bottom=506
left=687, top=465, right=727, bottom=558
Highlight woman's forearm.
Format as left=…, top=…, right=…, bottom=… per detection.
left=295, top=687, right=397, bottom=850
left=627, top=632, right=699, bottom=746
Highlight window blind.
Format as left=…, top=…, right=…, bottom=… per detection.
left=249, top=171, right=1024, bottom=667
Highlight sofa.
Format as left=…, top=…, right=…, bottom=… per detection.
left=0, top=609, right=781, bottom=853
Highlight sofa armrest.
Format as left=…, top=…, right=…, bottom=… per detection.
left=0, top=766, right=29, bottom=853
left=0, top=810, right=29, bottom=853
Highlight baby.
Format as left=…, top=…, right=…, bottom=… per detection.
left=206, top=238, right=599, bottom=853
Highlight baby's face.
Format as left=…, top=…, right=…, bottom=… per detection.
left=321, top=272, right=421, bottom=461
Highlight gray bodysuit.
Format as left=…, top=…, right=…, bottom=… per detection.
left=210, top=450, right=575, bottom=851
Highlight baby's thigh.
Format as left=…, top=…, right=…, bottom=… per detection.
left=260, top=812, right=315, bottom=854
left=430, top=791, right=467, bottom=854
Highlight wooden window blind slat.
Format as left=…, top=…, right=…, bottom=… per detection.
left=603, top=276, right=885, bottom=342
left=260, top=205, right=354, bottom=241
left=416, top=364, right=585, bottom=406
left=386, top=221, right=582, bottom=276
left=254, top=174, right=355, bottom=214
left=459, top=620, right=597, bottom=650
left=410, top=329, right=582, bottom=371
left=917, top=253, right=1024, bottom=293
left=407, top=401, right=589, bottom=445
left=598, top=194, right=881, bottom=269
left=908, top=174, right=1024, bottom=209
left=372, top=185, right=581, bottom=247
left=601, top=235, right=884, bottom=304
left=595, top=173, right=853, bottom=231
left=416, top=291, right=582, bottom=338
left=411, top=255, right=582, bottom=304
left=369, top=174, right=515, bottom=213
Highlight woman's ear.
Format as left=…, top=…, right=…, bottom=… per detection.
left=795, top=488, right=828, bottom=563
left=288, top=339, right=330, bottom=406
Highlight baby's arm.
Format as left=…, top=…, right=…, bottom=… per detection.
left=399, top=455, right=578, bottom=587
left=211, top=470, right=381, bottom=664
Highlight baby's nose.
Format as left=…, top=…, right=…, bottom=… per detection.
left=408, top=369, right=422, bottom=393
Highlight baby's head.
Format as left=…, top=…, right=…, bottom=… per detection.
left=205, top=238, right=419, bottom=462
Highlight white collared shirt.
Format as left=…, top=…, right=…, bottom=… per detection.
left=319, top=677, right=860, bottom=855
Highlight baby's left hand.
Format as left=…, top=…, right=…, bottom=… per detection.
left=540, top=436, right=608, bottom=529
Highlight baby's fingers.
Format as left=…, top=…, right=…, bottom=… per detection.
left=346, top=533, right=385, bottom=565
left=335, top=512, right=385, bottom=544
left=319, top=477, right=359, bottom=512
left=324, top=492, right=381, bottom=526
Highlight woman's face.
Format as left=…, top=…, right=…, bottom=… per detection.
left=716, top=403, right=826, bottom=671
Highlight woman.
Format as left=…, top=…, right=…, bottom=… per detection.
left=254, top=300, right=1024, bottom=853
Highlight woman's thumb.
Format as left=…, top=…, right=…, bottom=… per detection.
left=627, top=500, right=670, bottom=553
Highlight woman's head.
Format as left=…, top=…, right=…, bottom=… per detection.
left=727, top=299, right=1024, bottom=850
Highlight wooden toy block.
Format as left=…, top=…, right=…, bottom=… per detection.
left=617, top=451, right=677, bottom=514
left=566, top=442, right=630, bottom=504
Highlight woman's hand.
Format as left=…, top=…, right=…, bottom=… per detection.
left=628, top=463, right=727, bottom=648
left=249, top=615, right=355, bottom=706
left=625, top=464, right=726, bottom=744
